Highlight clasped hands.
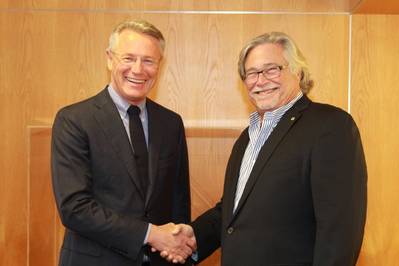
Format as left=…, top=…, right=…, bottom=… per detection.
left=147, top=223, right=197, bottom=264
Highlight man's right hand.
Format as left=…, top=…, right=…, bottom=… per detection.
left=147, top=223, right=197, bottom=264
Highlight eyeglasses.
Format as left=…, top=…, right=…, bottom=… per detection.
left=110, top=51, right=159, bottom=69
left=244, top=64, right=288, bottom=84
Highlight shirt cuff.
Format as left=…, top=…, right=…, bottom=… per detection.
left=143, top=223, right=151, bottom=244
left=191, top=251, right=199, bottom=262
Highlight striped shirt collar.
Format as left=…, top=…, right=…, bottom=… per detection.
left=248, top=92, right=303, bottom=135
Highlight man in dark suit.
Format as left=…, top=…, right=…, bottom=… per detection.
left=164, top=32, right=367, bottom=266
left=51, top=20, right=195, bottom=266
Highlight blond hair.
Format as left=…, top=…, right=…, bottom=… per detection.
left=108, top=20, right=165, bottom=56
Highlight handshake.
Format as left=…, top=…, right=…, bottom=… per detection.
left=147, top=223, right=197, bottom=264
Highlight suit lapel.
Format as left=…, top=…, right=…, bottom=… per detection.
left=92, top=88, right=146, bottom=200
left=230, top=96, right=311, bottom=220
left=145, top=99, right=162, bottom=207
left=223, top=130, right=250, bottom=223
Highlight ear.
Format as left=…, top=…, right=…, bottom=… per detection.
left=106, top=50, right=113, bottom=71
left=158, top=56, right=164, bottom=68
left=295, top=69, right=302, bottom=81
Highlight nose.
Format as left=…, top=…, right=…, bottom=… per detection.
left=130, top=59, right=143, bottom=73
left=256, top=72, right=269, bottom=85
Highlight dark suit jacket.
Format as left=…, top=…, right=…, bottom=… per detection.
left=51, top=87, right=191, bottom=266
left=192, top=95, right=367, bottom=266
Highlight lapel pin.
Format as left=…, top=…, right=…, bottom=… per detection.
left=290, top=117, right=295, bottom=121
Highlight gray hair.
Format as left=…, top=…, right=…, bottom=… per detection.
left=107, top=20, right=165, bottom=57
left=238, top=32, right=314, bottom=93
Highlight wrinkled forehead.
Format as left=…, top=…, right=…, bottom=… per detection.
left=245, top=43, right=287, bottom=69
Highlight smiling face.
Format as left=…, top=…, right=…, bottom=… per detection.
left=107, top=30, right=162, bottom=105
left=244, top=43, right=301, bottom=116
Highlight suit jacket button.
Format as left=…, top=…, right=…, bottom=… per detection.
left=227, top=227, right=234, bottom=234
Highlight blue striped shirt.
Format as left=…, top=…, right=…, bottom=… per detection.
left=233, top=92, right=303, bottom=212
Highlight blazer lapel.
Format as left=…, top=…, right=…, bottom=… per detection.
left=145, top=99, right=162, bottom=207
left=223, top=130, right=250, bottom=223
left=92, top=88, right=146, bottom=200
left=231, top=96, right=311, bottom=220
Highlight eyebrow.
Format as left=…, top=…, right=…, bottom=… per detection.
left=245, top=63, right=281, bottom=72
left=118, top=53, right=159, bottom=60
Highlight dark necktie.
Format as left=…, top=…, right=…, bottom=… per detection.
left=127, top=105, right=149, bottom=194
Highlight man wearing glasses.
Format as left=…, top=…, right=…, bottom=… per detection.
left=51, top=20, right=195, bottom=266
left=164, top=32, right=367, bottom=265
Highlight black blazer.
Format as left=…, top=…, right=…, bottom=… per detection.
left=192, top=95, right=367, bottom=266
left=51, top=87, right=190, bottom=266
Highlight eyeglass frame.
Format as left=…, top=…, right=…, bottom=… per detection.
left=244, top=64, right=288, bottom=84
left=109, top=50, right=160, bottom=69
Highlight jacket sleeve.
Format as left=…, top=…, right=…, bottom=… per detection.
left=172, top=116, right=191, bottom=223
left=311, top=111, right=367, bottom=266
left=51, top=109, right=148, bottom=260
left=191, top=201, right=222, bottom=263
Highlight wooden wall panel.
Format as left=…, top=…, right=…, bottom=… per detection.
left=187, top=131, right=242, bottom=265
left=0, top=0, right=361, bottom=13
left=10, top=11, right=349, bottom=123
left=353, top=0, right=399, bottom=14
left=29, top=128, right=64, bottom=266
left=351, top=15, right=399, bottom=266
left=0, top=4, right=350, bottom=266
left=0, top=11, right=28, bottom=266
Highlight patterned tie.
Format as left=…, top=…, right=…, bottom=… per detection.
left=127, top=105, right=149, bottom=194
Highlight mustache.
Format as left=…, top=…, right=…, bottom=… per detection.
left=252, top=84, right=279, bottom=93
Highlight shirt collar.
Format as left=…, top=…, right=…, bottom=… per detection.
left=249, top=91, right=303, bottom=129
left=107, top=85, right=146, bottom=116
